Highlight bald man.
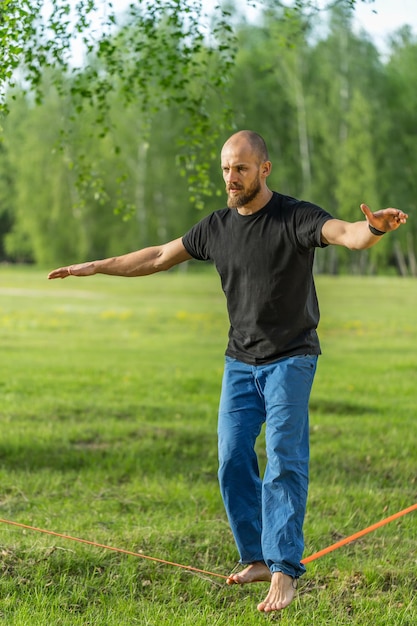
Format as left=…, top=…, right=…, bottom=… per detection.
left=49, top=130, right=408, bottom=612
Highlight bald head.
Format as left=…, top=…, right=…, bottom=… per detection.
left=222, top=130, right=269, bottom=165
left=221, top=130, right=272, bottom=212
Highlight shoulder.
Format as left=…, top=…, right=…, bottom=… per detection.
left=274, top=193, right=333, bottom=221
left=270, top=192, right=333, bottom=249
left=182, top=207, right=231, bottom=261
left=192, top=207, right=233, bottom=233
left=208, top=207, right=231, bottom=222
left=273, top=192, right=320, bottom=211
left=267, top=192, right=311, bottom=216
left=196, top=206, right=230, bottom=224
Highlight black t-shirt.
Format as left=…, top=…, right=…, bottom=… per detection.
left=182, top=192, right=333, bottom=365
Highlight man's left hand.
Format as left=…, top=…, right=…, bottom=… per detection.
left=361, top=203, right=408, bottom=233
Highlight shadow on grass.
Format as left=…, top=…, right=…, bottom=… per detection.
left=0, top=406, right=219, bottom=481
left=309, top=398, right=377, bottom=416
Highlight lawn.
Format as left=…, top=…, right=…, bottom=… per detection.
left=0, top=266, right=416, bottom=625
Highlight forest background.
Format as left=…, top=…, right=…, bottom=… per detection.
left=0, top=0, right=416, bottom=276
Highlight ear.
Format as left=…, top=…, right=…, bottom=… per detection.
left=261, top=160, right=272, bottom=178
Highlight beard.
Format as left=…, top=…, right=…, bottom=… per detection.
left=226, top=175, right=261, bottom=208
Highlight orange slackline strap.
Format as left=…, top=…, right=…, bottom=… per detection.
left=1, top=502, right=416, bottom=578
left=301, top=502, right=417, bottom=564
left=0, top=517, right=228, bottom=580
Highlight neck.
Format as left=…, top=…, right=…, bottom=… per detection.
left=236, top=189, right=273, bottom=215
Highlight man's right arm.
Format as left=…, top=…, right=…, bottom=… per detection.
left=47, top=237, right=192, bottom=280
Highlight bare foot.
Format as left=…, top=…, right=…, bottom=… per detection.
left=226, top=561, right=271, bottom=585
left=257, top=571, right=297, bottom=612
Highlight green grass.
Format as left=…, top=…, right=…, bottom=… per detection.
left=0, top=266, right=416, bottom=625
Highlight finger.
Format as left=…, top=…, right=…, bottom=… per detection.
left=48, top=268, right=69, bottom=279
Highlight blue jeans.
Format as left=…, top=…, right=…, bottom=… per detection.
left=217, top=354, right=318, bottom=579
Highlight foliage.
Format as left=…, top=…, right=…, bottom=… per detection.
left=1, top=0, right=416, bottom=275
left=0, top=0, right=237, bottom=210
left=380, top=26, right=417, bottom=275
left=0, top=1, right=372, bottom=205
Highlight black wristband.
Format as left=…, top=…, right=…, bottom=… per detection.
left=369, top=224, right=386, bottom=236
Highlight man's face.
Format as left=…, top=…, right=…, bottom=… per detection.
left=221, top=140, right=264, bottom=209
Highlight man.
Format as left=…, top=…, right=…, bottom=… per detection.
left=48, top=130, right=408, bottom=613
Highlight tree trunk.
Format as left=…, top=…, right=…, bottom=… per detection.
left=393, top=240, right=408, bottom=276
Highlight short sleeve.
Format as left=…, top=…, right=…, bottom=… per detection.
left=182, top=214, right=213, bottom=261
left=293, top=201, right=334, bottom=250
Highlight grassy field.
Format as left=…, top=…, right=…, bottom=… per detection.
left=0, top=265, right=416, bottom=625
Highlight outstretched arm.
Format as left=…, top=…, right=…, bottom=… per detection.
left=321, top=204, right=408, bottom=250
left=47, top=237, right=192, bottom=279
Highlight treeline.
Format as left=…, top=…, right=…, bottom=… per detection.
left=0, top=4, right=416, bottom=274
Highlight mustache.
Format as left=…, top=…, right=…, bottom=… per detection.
left=227, top=185, right=243, bottom=191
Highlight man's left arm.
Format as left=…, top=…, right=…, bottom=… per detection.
left=321, top=203, right=408, bottom=250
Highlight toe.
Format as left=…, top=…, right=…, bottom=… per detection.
left=226, top=575, right=239, bottom=585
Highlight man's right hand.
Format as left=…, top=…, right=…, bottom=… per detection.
left=48, top=262, right=95, bottom=279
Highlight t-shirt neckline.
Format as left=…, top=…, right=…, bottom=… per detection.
left=233, top=192, right=276, bottom=220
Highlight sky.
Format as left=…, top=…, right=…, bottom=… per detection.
left=352, top=0, right=417, bottom=52
left=65, top=0, right=417, bottom=66
left=242, top=1, right=417, bottom=54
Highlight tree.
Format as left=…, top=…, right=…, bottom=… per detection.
left=0, top=1, right=374, bottom=209
left=304, top=4, right=385, bottom=273
left=334, top=88, right=384, bottom=274
left=2, top=67, right=203, bottom=264
left=0, top=0, right=237, bottom=210
left=382, top=26, right=417, bottom=276
left=0, top=140, right=14, bottom=261
left=7, top=0, right=405, bottom=273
